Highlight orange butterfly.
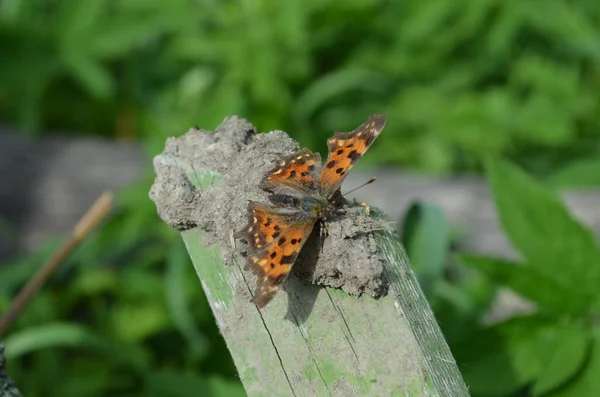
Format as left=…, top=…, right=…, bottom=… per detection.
left=241, top=114, right=387, bottom=308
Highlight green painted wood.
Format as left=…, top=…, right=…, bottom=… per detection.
left=181, top=201, right=470, bottom=397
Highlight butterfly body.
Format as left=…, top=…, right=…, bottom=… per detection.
left=301, top=196, right=334, bottom=218
left=240, top=114, right=387, bottom=308
left=269, top=193, right=333, bottom=218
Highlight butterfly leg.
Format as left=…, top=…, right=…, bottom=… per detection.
left=319, top=221, right=329, bottom=253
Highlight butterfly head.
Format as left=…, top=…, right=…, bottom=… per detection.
left=300, top=195, right=343, bottom=221
left=300, top=195, right=328, bottom=216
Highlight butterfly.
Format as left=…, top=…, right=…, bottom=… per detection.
left=240, top=114, right=387, bottom=308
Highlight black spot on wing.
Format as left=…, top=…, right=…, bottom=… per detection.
left=280, top=253, right=297, bottom=265
left=347, top=150, right=360, bottom=163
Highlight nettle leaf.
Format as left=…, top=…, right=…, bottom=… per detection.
left=456, top=316, right=590, bottom=396
left=458, top=254, right=589, bottom=315
left=486, top=158, right=600, bottom=301
left=546, top=327, right=600, bottom=397
left=454, top=315, right=552, bottom=396
left=532, top=323, right=590, bottom=396
left=547, top=158, right=600, bottom=189
left=402, top=202, right=449, bottom=297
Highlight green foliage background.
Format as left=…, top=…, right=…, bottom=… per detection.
left=3, top=0, right=600, bottom=176
left=1, top=0, right=600, bottom=396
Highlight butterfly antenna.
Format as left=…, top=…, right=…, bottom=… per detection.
left=343, top=177, right=377, bottom=195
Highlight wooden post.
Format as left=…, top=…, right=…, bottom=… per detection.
left=150, top=117, right=470, bottom=397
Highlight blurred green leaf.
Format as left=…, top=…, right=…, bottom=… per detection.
left=91, top=16, right=170, bottom=58
left=112, top=269, right=170, bottom=343
left=56, top=0, right=107, bottom=45
left=434, top=272, right=496, bottom=344
left=64, top=55, right=114, bottom=99
left=63, top=268, right=115, bottom=305
left=402, top=202, right=449, bottom=297
left=208, top=375, right=246, bottom=397
left=516, top=94, right=572, bottom=146
left=5, top=323, right=108, bottom=359
left=144, top=371, right=245, bottom=397
left=455, top=315, right=552, bottom=396
left=547, top=158, right=600, bottom=189
left=486, top=158, right=600, bottom=299
left=546, top=327, right=600, bottom=397
left=456, top=315, right=593, bottom=396
left=458, top=254, right=590, bottom=315
left=520, top=1, right=600, bottom=59
left=58, top=366, right=112, bottom=397
left=145, top=371, right=210, bottom=397
left=532, top=323, right=590, bottom=396
left=294, top=69, right=391, bottom=123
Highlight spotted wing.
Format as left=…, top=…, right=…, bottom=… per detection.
left=244, top=201, right=317, bottom=308
left=318, top=114, right=387, bottom=198
left=259, top=148, right=321, bottom=196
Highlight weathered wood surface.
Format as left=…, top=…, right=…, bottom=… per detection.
left=182, top=226, right=467, bottom=397
left=1, top=126, right=599, bottom=263
left=150, top=117, right=469, bottom=396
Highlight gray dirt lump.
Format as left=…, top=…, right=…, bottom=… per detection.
left=149, top=116, right=389, bottom=299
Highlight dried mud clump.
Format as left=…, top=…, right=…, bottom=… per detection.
left=149, top=116, right=389, bottom=300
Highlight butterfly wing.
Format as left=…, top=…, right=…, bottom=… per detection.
left=244, top=201, right=317, bottom=308
left=259, top=148, right=321, bottom=197
left=318, top=114, right=387, bottom=198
